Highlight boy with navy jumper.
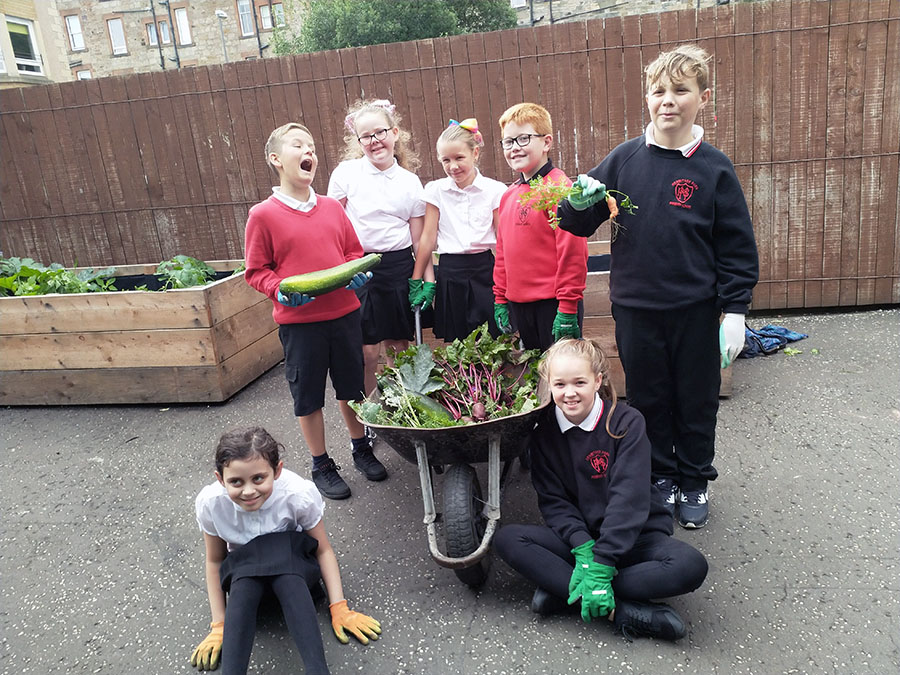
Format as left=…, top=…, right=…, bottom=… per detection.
left=244, top=122, right=387, bottom=501
left=556, top=45, right=759, bottom=529
left=493, top=103, right=589, bottom=351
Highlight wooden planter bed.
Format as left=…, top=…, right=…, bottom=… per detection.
left=0, top=260, right=282, bottom=405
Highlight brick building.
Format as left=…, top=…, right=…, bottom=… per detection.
left=512, top=0, right=744, bottom=26
left=0, top=0, right=290, bottom=87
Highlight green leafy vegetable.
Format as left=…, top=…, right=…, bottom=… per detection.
left=156, top=255, right=216, bottom=290
left=0, top=257, right=117, bottom=297
left=518, top=175, right=638, bottom=236
left=351, top=325, right=541, bottom=429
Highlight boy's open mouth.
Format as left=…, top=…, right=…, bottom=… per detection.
left=300, top=159, right=313, bottom=172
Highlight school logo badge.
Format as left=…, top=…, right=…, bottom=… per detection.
left=586, top=449, right=610, bottom=479
left=516, top=204, right=531, bottom=225
left=670, top=178, right=698, bottom=209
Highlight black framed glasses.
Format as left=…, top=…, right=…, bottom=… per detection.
left=358, top=128, right=390, bottom=145
left=499, top=133, right=544, bottom=150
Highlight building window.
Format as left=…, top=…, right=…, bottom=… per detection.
left=6, top=17, right=43, bottom=74
left=107, top=17, right=127, bottom=55
left=259, top=4, right=272, bottom=30
left=76, top=69, right=92, bottom=79
left=510, top=0, right=527, bottom=7
left=174, top=7, right=192, bottom=45
left=158, top=20, right=171, bottom=44
left=272, top=3, right=285, bottom=26
left=147, top=22, right=158, bottom=46
left=237, top=0, right=254, bottom=36
left=65, top=14, right=85, bottom=51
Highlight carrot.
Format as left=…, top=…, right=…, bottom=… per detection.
left=606, top=194, right=619, bottom=221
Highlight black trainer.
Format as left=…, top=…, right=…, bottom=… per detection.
left=530, top=587, right=569, bottom=616
left=311, top=458, right=351, bottom=500
left=654, top=477, right=678, bottom=517
left=352, top=444, right=387, bottom=481
left=678, top=487, right=709, bottom=529
left=613, top=600, right=686, bottom=641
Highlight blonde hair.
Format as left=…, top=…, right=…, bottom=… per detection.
left=539, top=338, right=625, bottom=439
left=265, top=122, right=313, bottom=179
left=341, top=99, right=420, bottom=172
left=644, top=44, right=711, bottom=93
left=438, top=118, right=484, bottom=152
left=498, top=102, right=553, bottom=136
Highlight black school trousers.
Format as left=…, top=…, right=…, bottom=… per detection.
left=612, top=299, right=720, bottom=491
left=494, top=524, right=708, bottom=602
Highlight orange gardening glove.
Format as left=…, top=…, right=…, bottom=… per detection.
left=329, top=600, right=382, bottom=645
left=190, top=621, right=224, bottom=670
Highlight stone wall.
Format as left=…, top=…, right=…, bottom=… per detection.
left=513, top=0, right=763, bottom=26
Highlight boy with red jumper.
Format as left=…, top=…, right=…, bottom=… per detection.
left=492, top=103, right=588, bottom=351
left=244, top=122, right=387, bottom=502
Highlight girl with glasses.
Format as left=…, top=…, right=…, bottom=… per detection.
left=327, top=99, right=429, bottom=397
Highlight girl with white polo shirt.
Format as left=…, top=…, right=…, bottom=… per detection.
left=327, top=99, right=427, bottom=396
left=407, top=118, right=507, bottom=341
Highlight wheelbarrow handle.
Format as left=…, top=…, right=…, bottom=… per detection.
left=414, top=307, right=423, bottom=346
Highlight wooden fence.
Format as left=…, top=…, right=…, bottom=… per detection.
left=1, top=0, right=897, bottom=310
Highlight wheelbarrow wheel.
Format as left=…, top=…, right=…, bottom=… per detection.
left=443, top=463, right=491, bottom=588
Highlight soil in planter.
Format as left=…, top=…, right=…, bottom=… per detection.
left=112, top=271, right=234, bottom=292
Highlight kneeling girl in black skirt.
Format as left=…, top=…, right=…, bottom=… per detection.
left=408, top=118, right=508, bottom=341
left=494, top=339, right=708, bottom=641
left=190, top=427, right=380, bottom=674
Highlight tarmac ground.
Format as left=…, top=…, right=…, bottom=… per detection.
left=1, top=308, right=898, bottom=675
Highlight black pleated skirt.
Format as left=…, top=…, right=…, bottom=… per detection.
left=219, top=530, right=321, bottom=593
left=434, top=250, right=499, bottom=341
left=357, top=247, right=416, bottom=344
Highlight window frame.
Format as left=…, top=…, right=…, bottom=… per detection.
left=64, top=14, right=86, bottom=52
left=272, top=3, right=286, bottom=27
left=107, top=17, right=128, bottom=56
left=75, top=69, right=93, bottom=80
left=6, top=16, right=44, bottom=75
left=237, top=0, right=255, bottom=37
left=173, top=6, right=192, bottom=46
left=259, top=4, right=272, bottom=31
left=158, top=19, right=171, bottom=45
left=145, top=21, right=158, bottom=46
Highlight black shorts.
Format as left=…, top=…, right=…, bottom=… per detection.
left=279, top=310, right=364, bottom=417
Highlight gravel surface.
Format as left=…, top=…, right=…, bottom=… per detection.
left=2, top=308, right=897, bottom=674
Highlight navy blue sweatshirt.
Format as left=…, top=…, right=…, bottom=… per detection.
left=530, top=400, right=672, bottom=568
left=557, top=136, right=759, bottom=314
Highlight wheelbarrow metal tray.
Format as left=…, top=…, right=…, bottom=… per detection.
left=366, top=397, right=550, bottom=466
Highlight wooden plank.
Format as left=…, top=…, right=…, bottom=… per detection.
left=291, top=53, right=328, bottom=196
left=621, top=14, right=644, bottom=142
left=481, top=30, right=507, bottom=181
left=0, top=366, right=223, bottom=405
left=586, top=18, right=610, bottom=162
left=354, top=44, right=377, bottom=101
left=713, top=3, right=735, bottom=160
left=750, top=0, right=773, bottom=309
left=339, top=48, right=362, bottom=108
left=399, top=39, right=430, bottom=179
left=211, top=301, right=278, bottom=362
left=217, top=329, right=283, bottom=400
left=1, top=328, right=216, bottom=371
left=877, top=0, right=900, bottom=303
left=517, top=26, right=540, bottom=106
left=548, top=22, right=575, bottom=173
left=768, top=0, right=792, bottom=310
left=583, top=272, right=610, bottom=317
left=465, top=33, right=494, bottom=175
left=414, top=39, right=444, bottom=181
left=603, top=16, right=626, bottom=147
left=695, top=7, right=717, bottom=145
left=498, top=27, right=524, bottom=166
left=448, top=35, right=475, bottom=155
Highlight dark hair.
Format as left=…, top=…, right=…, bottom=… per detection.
left=215, top=426, right=282, bottom=475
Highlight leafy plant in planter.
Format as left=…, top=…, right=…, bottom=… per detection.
left=0, top=257, right=118, bottom=297
left=0, top=255, right=225, bottom=296
left=155, top=255, right=216, bottom=290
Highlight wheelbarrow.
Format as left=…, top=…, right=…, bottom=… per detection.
left=363, top=311, right=549, bottom=587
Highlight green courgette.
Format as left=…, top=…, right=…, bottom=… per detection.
left=279, top=253, right=382, bottom=296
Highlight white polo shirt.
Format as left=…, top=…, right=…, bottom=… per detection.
left=195, top=468, right=324, bottom=552
left=327, top=157, right=426, bottom=252
left=423, top=171, right=507, bottom=254
left=271, top=186, right=317, bottom=212
left=644, top=123, right=705, bottom=157
left=555, top=394, right=605, bottom=433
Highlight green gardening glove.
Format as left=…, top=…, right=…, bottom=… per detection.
left=573, top=562, right=617, bottom=622
left=567, top=539, right=596, bottom=600
left=190, top=621, right=224, bottom=670
left=416, top=281, right=436, bottom=309
left=567, top=174, right=607, bottom=211
left=494, top=302, right=514, bottom=335
left=408, top=279, right=424, bottom=310
left=552, top=311, right=580, bottom=340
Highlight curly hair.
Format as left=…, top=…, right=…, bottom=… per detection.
left=340, top=98, right=420, bottom=172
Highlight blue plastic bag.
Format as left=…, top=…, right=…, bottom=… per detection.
left=739, top=324, right=808, bottom=358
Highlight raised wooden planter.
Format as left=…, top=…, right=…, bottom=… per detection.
left=0, top=260, right=283, bottom=405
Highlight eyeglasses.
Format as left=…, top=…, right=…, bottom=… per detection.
left=499, top=133, right=544, bottom=150
left=358, top=128, right=390, bottom=145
